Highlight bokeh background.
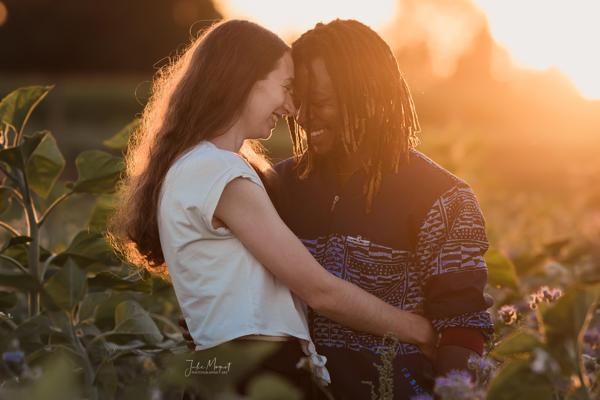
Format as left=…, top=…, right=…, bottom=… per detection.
left=1, top=0, right=599, bottom=256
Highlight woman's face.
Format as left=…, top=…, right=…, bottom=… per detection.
left=239, top=52, right=295, bottom=140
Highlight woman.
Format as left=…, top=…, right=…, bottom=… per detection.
left=110, top=19, right=435, bottom=395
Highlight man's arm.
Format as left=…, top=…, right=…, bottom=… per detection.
left=417, top=182, right=494, bottom=374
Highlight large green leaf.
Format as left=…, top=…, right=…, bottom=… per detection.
left=71, top=150, right=124, bottom=194
left=16, top=314, right=51, bottom=353
left=43, top=258, right=87, bottom=312
left=88, top=270, right=152, bottom=293
left=0, top=270, right=40, bottom=293
left=94, top=360, right=118, bottom=399
left=0, top=291, right=18, bottom=309
left=25, top=132, right=65, bottom=198
left=0, top=131, right=47, bottom=171
left=247, top=372, right=303, bottom=400
left=103, top=119, right=139, bottom=150
left=88, top=194, right=117, bottom=231
left=0, top=86, right=53, bottom=134
left=78, top=292, right=111, bottom=323
left=27, top=353, right=82, bottom=400
left=54, top=231, right=119, bottom=267
left=486, top=249, right=520, bottom=290
left=113, top=300, right=162, bottom=344
left=543, top=285, right=599, bottom=375
left=491, top=329, right=542, bottom=360
left=487, top=360, right=554, bottom=400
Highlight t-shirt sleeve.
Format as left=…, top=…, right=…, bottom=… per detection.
left=172, top=152, right=265, bottom=236
left=201, top=163, right=264, bottom=233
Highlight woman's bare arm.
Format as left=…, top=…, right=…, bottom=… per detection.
left=214, top=177, right=436, bottom=356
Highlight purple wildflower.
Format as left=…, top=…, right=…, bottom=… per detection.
left=528, top=293, right=542, bottom=310
left=538, top=286, right=562, bottom=303
left=434, top=370, right=484, bottom=400
left=410, top=395, right=434, bottom=400
left=498, top=305, right=517, bottom=325
left=2, top=351, right=24, bottom=364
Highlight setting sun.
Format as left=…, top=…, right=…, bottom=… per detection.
left=213, top=0, right=397, bottom=38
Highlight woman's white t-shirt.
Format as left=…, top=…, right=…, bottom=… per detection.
left=157, top=141, right=329, bottom=383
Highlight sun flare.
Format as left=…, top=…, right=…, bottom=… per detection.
left=474, top=0, right=600, bottom=100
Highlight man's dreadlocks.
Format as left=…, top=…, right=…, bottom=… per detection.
left=288, top=19, right=420, bottom=212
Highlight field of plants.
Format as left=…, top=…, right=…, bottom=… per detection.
left=0, top=85, right=598, bottom=399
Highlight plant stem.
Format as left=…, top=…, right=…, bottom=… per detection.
left=37, top=191, right=73, bottom=227
left=0, top=220, right=20, bottom=237
left=70, top=314, right=98, bottom=400
left=0, top=254, right=29, bottom=274
left=17, top=169, right=40, bottom=317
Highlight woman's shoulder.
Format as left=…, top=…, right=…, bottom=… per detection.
left=169, top=141, right=253, bottom=180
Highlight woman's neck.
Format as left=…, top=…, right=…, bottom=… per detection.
left=209, top=122, right=246, bottom=153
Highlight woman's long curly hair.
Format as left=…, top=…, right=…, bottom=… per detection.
left=108, top=20, right=289, bottom=277
left=288, top=19, right=420, bottom=213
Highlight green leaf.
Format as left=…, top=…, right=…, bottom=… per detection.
left=26, top=132, right=65, bottom=198
left=0, top=86, right=53, bottom=134
left=27, top=353, right=82, bottom=400
left=543, top=285, right=599, bottom=375
left=88, top=194, right=117, bottom=231
left=103, top=119, right=139, bottom=150
left=72, top=150, right=124, bottom=194
left=1, top=241, right=52, bottom=270
left=1, top=235, right=32, bottom=252
left=247, top=372, right=303, bottom=400
left=95, top=360, right=118, bottom=399
left=16, top=315, right=51, bottom=352
left=0, top=131, right=47, bottom=171
left=113, top=300, right=162, bottom=344
left=487, top=360, right=554, bottom=400
left=54, top=231, right=119, bottom=267
left=78, top=292, right=111, bottom=322
left=486, top=249, right=520, bottom=290
left=88, top=271, right=152, bottom=293
left=43, top=259, right=87, bottom=312
left=0, top=291, right=18, bottom=309
left=0, top=271, right=40, bottom=291
left=491, top=330, right=542, bottom=360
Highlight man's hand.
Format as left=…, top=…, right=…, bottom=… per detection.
left=434, top=345, right=477, bottom=378
left=178, top=316, right=196, bottom=350
left=418, top=332, right=438, bottom=362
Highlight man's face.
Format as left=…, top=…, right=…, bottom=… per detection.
left=293, top=57, right=340, bottom=156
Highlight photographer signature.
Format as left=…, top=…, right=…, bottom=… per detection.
left=185, top=358, right=231, bottom=377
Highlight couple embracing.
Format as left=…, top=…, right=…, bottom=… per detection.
left=111, top=18, right=493, bottom=400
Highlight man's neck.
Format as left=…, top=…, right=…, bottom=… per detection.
left=319, top=152, right=361, bottom=188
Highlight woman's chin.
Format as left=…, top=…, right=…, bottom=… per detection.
left=259, top=130, right=274, bottom=141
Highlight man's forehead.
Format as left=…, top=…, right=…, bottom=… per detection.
left=294, top=57, right=334, bottom=94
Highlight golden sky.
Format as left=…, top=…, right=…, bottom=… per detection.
left=213, top=0, right=600, bottom=100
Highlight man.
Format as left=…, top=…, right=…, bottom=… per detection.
left=273, top=19, right=493, bottom=399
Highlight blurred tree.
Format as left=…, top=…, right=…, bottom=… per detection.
left=0, top=0, right=221, bottom=74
